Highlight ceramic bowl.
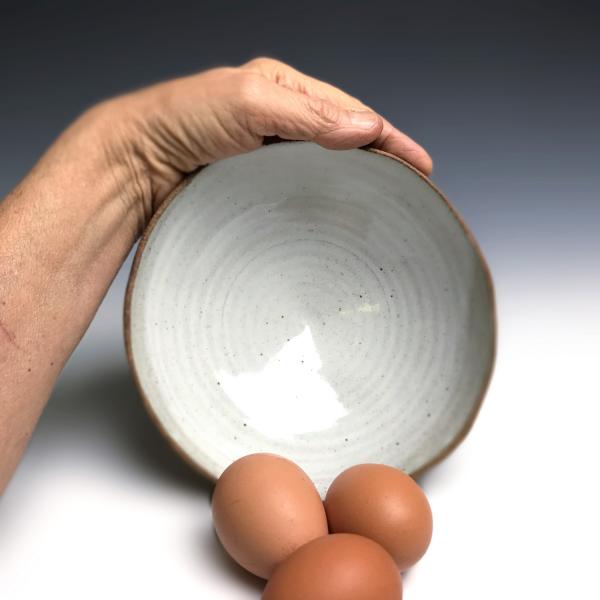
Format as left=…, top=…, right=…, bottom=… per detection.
left=124, top=142, right=495, bottom=495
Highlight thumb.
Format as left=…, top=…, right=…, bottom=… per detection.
left=246, top=78, right=384, bottom=150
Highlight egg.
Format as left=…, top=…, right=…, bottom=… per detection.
left=324, top=464, right=433, bottom=571
left=211, top=453, right=328, bottom=579
left=262, top=533, right=402, bottom=600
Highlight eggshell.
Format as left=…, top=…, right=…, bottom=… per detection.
left=211, top=453, right=328, bottom=579
left=262, top=533, right=402, bottom=600
left=324, top=464, right=433, bottom=571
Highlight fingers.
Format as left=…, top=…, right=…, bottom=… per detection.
left=240, top=73, right=384, bottom=150
left=243, top=58, right=433, bottom=175
left=372, top=118, right=434, bottom=175
left=245, top=57, right=368, bottom=110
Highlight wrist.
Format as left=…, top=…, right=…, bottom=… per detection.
left=70, top=98, right=154, bottom=236
left=83, top=92, right=186, bottom=225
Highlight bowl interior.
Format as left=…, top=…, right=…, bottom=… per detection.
left=126, top=142, right=495, bottom=495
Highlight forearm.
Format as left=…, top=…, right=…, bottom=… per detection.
left=0, top=104, right=141, bottom=492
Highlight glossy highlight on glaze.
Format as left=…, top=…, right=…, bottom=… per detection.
left=217, top=325, right=347, bottom=437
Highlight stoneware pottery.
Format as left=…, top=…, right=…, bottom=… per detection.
left=124, top=142, right=496, bottom=495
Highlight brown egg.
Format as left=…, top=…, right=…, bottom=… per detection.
left=262, top=533, right=402, bottom=600
left=211, top=453, right=328, bottom=579
left=324, top=464, right=433, bottom=571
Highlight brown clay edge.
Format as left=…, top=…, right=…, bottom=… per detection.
left=123, top=172, right=217, bottom=483
left=366, top=148, right=497, bottom=479
left=123, top=143, right=497, bottom=483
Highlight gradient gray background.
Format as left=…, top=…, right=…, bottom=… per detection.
left=1, top=1, right=599, bottom=598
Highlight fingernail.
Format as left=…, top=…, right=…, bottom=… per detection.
left=347, top=110, right=380, bottom=129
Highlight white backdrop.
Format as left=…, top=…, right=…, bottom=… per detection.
left=1, top=249, right=598, bottom=599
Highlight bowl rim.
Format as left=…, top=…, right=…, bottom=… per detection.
left=123, top=142, right=497, bottom=482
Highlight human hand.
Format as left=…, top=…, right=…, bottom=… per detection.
left=86, top=57, right=432, bottom=233
left=0, top=57, right=431, bottom=492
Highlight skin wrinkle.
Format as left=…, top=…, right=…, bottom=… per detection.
left=101, top=137, right=151, bottom=237
left=306, top=96, right=344, bottom=129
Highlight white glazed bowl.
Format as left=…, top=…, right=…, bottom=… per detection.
left=124, top=142, right=495, bottom=495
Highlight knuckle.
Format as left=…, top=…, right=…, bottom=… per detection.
left=235, top=72, right=266, bottom=106
left=233, top=72, right=270, bottom=131
left=243, top=56, right=279, bottom=71
left=306, top=97, right=342, bottom=128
